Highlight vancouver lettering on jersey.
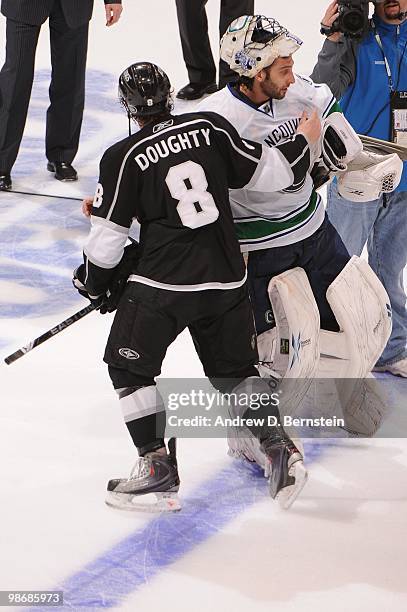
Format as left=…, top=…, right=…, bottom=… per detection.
left=135, top=128, right=211, bottom=171
left=263, top=118, right=301, bottom=148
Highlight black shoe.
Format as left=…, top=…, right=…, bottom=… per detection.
left=47, top=161, right=78, bottom=182
left=261, top=432, right=308, bottom=509
left=0, top=173, right=12, bottom=191
left=176, top=82, right=217, bottom=101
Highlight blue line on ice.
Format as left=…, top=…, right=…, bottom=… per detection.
left=29, top=441, right=329, bottom=610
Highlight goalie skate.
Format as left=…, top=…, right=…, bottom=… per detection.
left=106, top=438, right=181, bottom=512
left=227, top=428, right=267, bottom=469
left=261, top=434, right=308, bottom=510
left=228, top=427, right=304, bottom=472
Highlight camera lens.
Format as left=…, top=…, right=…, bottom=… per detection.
left=342, top=8, right=365, bottom=33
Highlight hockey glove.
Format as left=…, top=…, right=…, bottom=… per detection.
left=337, top=150, right=403, bottom=202
left=321, top=112, right=363, bottom=172
left=72, top=266, right=107, bottom=310
left=100, top=241, right=140, bottom=313
left=73, top=241, right=141, bottom=315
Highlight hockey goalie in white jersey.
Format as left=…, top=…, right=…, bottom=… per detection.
left=198, top=15, right=398, bottom=465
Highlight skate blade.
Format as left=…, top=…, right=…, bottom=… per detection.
left=276, top=460, right=308, bottom=510
left=105, top=491, right=181, bottom=513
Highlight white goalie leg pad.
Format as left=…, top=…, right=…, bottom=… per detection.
left=337, top=150, right=403, bottom=202
left=321, top=112, right=363, bottom=172
left=257, top=327, right=277, bottom=378
left=315, top=256, right=391, bottom=436
left=257, top=268, right=320, bottom=380
left=267, top=267, right=320, bottom=380
left=229, top=269, right=319, bottom=467
left=324, top=256, right=392, bottom=375
left=258, top=268, right=320, bottom=422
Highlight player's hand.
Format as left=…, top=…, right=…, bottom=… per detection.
left=105, top=3, right=123, bottom=26
left=297, top=110, right=322, bottom=145
left=321, top=1, right=341, bottom=42
left=82, top=197, right=93, bottom=218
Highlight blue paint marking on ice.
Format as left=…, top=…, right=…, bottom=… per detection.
left=28, top=440, right=333, bottom=611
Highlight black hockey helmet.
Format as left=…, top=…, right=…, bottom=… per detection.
left=118, top=62, right=172, bottom=118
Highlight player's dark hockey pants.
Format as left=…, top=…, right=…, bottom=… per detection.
left=247, top=217, right=351, bottom=335
left=104, top=282, right=262, bottom=451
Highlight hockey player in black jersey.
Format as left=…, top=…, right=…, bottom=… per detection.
left=73, top=62, right=321, bottom=511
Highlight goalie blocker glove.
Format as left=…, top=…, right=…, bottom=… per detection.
left=73, top=240, right=140, bottom=314
left=321, top=112, right=363, bottom=172
left=309, top=112, right=363, bottom=191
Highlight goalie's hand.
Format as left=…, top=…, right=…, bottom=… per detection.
left=72, top=266, right=106, bottom=310
left=297, top=110, right=321, bottom=145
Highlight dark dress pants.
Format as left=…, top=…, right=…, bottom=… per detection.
left=0, top=0, right=88, bottom=172
left=175, top=0, right=254, bottom=89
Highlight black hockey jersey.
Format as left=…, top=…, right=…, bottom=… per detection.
left=82, top=111, right=310, bottom=295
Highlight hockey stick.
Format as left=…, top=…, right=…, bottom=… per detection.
left=4, top=236, right=139, bottom=365
left=359, top=134, right=407, bottom=161
left=4, top=303, right=96, bottom=365
left=4, top=190, right=83, bottom=201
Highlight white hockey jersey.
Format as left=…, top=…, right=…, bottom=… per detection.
left=198, top=75, right=340, bottom=251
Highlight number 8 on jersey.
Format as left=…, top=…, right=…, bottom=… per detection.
left=166, top=160, right=219, bottom=229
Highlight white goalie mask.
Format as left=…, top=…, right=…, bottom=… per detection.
left=220, top=15, right=303, bottom=78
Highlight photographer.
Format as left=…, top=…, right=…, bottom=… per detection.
left=311, top=0, right=407, bottom=377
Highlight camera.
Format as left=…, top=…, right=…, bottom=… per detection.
left=330, top=0, right=370, bottom=38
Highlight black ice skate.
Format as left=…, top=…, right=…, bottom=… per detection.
left=106, top=438, right=181, bottom=512
left=261, top=432, right=308, bottom=510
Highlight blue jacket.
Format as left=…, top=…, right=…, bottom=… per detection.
left=312, top=15, right=407, bottom=192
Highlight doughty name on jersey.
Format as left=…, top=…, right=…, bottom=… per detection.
left=135, top=127, right=211, bottom=171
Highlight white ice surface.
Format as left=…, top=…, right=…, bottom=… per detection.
left=0, top=2, right=406, bottom=611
